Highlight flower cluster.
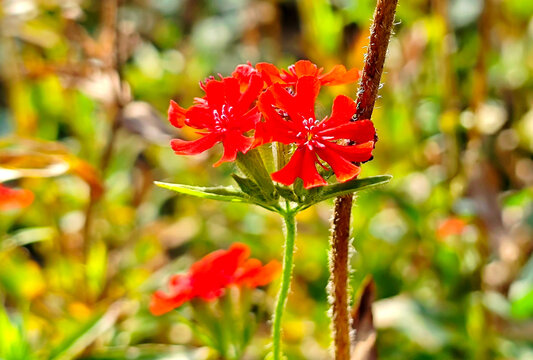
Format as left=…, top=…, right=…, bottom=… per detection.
left=0, top=184, right=34, bottom=211
left=150, top=243, right=281, bottom=315
left=169, top=60, right=376, bottom=189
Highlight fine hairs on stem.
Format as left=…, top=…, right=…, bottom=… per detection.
left=271, top=211, right=297, bottom=360
left=328, top=1, right=399, bottom=359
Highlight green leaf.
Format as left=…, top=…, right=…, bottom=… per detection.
left=155, top=182, right=250, bottom=203
left=300, top=175, right=392, bottom=209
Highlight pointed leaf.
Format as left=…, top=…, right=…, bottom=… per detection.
left=301, top=175, right=391, bottom=208
left=155, top=182, right=249, bottom=203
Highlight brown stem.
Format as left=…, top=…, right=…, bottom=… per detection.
left=329, top=1, right=399, bottom=359
left=329, top=194, right=354, bottom=360
left=83, top=0, right=127, bottom=259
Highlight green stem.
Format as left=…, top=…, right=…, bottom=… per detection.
left=271, top=211, right=297, bottom=360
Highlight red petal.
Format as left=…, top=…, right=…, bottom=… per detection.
left=270, top=76, right=320, bottom=122
left=319, top=65, right=360, bottom=86
left=271, top=147, right=306, bottom=186
left=292, top=60, right=320, bottom=77
left=149, top=274, right=193, bottom=315
left=150, top=291, right=188, bottom=315
left=170, top=132, right=222, bottom=155
left=222, top=77, right=241, bottom=106
left=232, top=63, right=258, bottom=85
left=235, top=74, right=263, bottom=114
left=256, top=62, right=283, bottom=85
left=185, top=106, right=215, bottom=129
left=234, top=251, right=280, bottom=288
left=232, top=107, right=260, bottom=132
left=246, top=260, right=281, bottom=287
left=319, top=120, right=376, bottom=143
left=168, top=100, right=187, bottom=128
left=293, top=76, right=321, bottom=120
left=228, top=242, right=251, bottom=263
left=234, top=258, right=280, bottom=287
left=299, top=148, right=328, bottom=189
left=316, top=146, right=361, bottom=182
left=189, top=242, right=250, bottom=299
left=255, top=91, right=301, bottom=146
left=257, top=91, right=301, bottom=132
left=0, top=185, right=34, bottom=211
left=213, top=131, right=254, bottom=167
left=323, top=141, right=374, bottom=162
left=271, top=147, right=327, bottom=188
left=204, top=79, right=227, bottom=109
left=322, top=95, right=357, bottom=128
left=234, top=258, right=262, bottom=286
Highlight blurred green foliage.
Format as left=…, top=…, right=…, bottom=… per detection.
left=1, top=0, right=533, bottom=359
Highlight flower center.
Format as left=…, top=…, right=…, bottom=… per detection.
left=212, top=104, right=234, bottom=133
left=296, top=118, right=327, bottom=150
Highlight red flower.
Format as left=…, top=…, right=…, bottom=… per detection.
left=150, top=243, right=281, bottom=316
left=0, top=184, right=34, bottom=211
left=168, top=72, right=263, bottom=167
left=256, top=60, right=360, bottom=87
left=255, top=76, right=375, bottom=189
left=231, top=62, right=260, bottom=89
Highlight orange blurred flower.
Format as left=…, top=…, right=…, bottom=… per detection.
left=0, top=184, right=34, bottom=211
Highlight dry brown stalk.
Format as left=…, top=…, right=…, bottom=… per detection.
left=329, top=1, right=399, bottom=359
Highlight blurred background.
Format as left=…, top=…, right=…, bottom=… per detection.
left=1, top=0, right=533, bottom=359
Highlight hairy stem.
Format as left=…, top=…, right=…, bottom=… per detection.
left=329, top=1, right=399, bottom=359
left=329, top=194, right=354, bottom=360
left=271, top=211, right=297, bottom=360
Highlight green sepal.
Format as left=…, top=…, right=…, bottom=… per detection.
left=155, top=181, right=249, bottom=203
left=292, top=178, right=306, bottom=201
left=258, top=143, right=276, bottom=173
left=298, top=175, right=392, bottom=210
left=231, top=174, right=266, bottom=201
left=236, top=149, right=278, bottom=202
left=275, top=185, right=299, bottom=203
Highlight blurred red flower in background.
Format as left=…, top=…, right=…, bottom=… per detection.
left=255, top=76, right=375, bottom=189
left=168, top=72, right=263, bottom=167
left=437, top=217, right=467, bottom=239
left=0, top=184, right=34, bottom=211
left=256, top=60, right=360, bottom=87
left=150, top=243, right=281, bottom=315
